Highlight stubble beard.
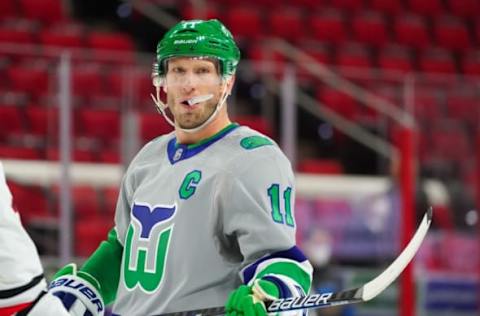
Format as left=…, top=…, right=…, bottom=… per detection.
left=169, top=95, right=219, bottom=129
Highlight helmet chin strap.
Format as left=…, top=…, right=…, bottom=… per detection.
left=150, top=77, right=231, bottom=134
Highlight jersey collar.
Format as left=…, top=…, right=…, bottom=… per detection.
left=167, top=123, right=239, bottom=164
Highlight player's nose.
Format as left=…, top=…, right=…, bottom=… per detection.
left=180, top=72, right=200, bottom=91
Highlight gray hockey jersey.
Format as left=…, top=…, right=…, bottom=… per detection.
left=112, top=124, right=312, bottom=315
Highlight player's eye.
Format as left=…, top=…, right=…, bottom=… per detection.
left=195, top=67, right=211, bottom=74
left=171, top=67, right=185, bottom=74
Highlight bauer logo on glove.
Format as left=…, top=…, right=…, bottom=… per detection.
left=49, top=277, right=104, bottom=313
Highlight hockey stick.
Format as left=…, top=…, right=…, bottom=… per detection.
left=157, top=207, right=433, bottom=316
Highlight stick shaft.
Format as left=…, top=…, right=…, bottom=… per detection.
left=155, top=207, right=432, bottom=316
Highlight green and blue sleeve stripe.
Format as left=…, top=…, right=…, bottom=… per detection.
left=241, top=246, right=313, bottom=297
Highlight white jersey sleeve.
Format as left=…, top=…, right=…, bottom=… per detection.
left=0, top=162, right=46, bottom=310
left=220, top=147, right=297, bottom=262
left=218, top=141, right=312, bottom=296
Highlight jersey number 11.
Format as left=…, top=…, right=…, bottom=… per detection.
left=267, top=184, right=294, bottom=227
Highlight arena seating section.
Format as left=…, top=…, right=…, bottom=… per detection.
left=0, top=0, right=479, bottom=256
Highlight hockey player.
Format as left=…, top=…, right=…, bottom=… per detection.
left=0, top=162, right=52, bottom=316
left=25, top=19, right=313, bottom=316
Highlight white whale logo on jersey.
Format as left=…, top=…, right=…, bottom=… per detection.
left=123, top=202, right=176, bottom=293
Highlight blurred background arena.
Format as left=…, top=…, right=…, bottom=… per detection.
left=0, top=0, right=479, bottom=315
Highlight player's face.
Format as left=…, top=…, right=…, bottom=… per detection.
left=164, top=57, right=225, bottom=130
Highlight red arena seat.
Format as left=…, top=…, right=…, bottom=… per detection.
left=419, top=48, right=457, bottom=74
left=297, top=159, right=344, bottom=174
left=0, top=27, right=33, bottom=44
left=0, top=105, right=24, bottom=140
left=317, top=87, right=359, bottom=120
left=430, top=124, right=472, bottom=161
left=72, top=186, right=101, bottom=220
left=296, top=41, right=332, bottom=82
left=446, top=92, right=479, bottom=125
left=394, top=14, right=430, bottom=49
left=298, top=41, right=331, bottom=65
left=378, top=44, right=414, bottom=73
left=7, top=65, right=50, bottom=99
left=309, top=9, right=348, bottom=44
left=0, top=146, right=41, bottom=160
left=18, top=0, right=66, bottom=25
left=433, top=16, right=471, bottom=52
left=180, top=3, right=220, bottom=20
left=139, top=112, right=173, bottom=143
left=368, top=0, right=404, bottom=15
left=475, top=20, right=480, bottom=46
left=407, top=0, right=444, bottom=16
left=330, top=0, right=365, bottom=11
left=86, top=31, right=135, bottom=51
left=102, top=186, right=119, bottom=216
left=335, top=42, right=373, bottom=70
left=294, top=0, right=326, bottom=9
left=46, top=147, right=97, bottom=162
left=72, top=63, right=105, bottom=97
left=224, top=6, right=263, bottom=40
left=412, top=88, right=443, bottom=121
left=75, top=218, right=112, bottom=257
left=445, top=0, right=480, bottom=19
left=461, top=51, right=480, bottom=76
left=351, top=11, right=389, bottom=47
left=78, top=109, right=120, bottom=143
left=39, top=24, right=84, bottom=48
left=133, top=72, right=156, bottom=104
left=369, top=84, right=402, bottom=106
left=247, top=41, right=286, bottom=77
left=234, top=115, right=274, bottom=138
left=267, top=7, right=304, bottom=42
left=8, top=182, right=50, bottom=224
left=224, top=0, right=277, bottom=6
left=25, top=106, right=59, bottom=137
left=98, top=150, right=120, bottom=164
left=0, top=1, right=19, bottom=19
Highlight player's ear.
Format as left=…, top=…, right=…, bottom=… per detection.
left=226, top=75, right=235, bottom=95
left=161, top=77, right=167, bottom=93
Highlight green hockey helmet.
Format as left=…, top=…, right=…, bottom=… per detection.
left=155, top=19, right=240, bottom=78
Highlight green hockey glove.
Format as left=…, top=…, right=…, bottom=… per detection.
left=225, top=279, right=280, bottom=316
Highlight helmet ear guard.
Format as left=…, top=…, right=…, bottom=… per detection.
left=151, top=61, right=163, bottom=88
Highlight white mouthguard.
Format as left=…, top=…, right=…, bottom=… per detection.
left=186, top=94, right=214, bottom=106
